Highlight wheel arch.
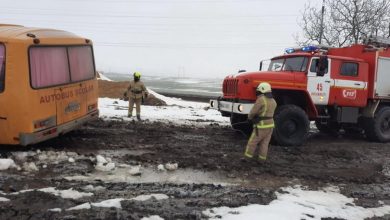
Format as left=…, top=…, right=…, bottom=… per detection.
left=272, top=89, right=317, bottom=119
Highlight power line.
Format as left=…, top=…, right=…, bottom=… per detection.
left=93, top=41, right=293, bottom=48
left=58, top=0, right=281, bottom=3
left=0, top=11, right=299, bottom=19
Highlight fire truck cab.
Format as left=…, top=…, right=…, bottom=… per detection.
left=210, top=37, right=390, bottom=146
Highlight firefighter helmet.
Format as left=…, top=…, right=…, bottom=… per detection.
left=133, top=72, right=141, bottom=78
left=256, top=82, right=272, bottom=93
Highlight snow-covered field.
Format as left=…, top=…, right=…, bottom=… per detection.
left=98, top=89, right=230, bottom=126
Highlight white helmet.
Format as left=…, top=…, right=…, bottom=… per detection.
left=256, top=82, right=272, bottom=93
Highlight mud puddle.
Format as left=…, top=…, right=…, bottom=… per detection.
left=64, top=166, right=246, bottom=186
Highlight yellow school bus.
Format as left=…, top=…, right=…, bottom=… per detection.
left=0, top=24, right=98, bottom=145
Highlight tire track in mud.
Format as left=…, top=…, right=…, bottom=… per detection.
left=53, top=119, right=386, bottom=184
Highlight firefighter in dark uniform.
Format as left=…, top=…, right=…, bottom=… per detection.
left=244, top=82, right=277, bottom=161
left=125, top=72, right=148, bottom=120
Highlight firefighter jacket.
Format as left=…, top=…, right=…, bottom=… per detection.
left=127, top=80, right=148, bottom=99
left=248, top=94, right=277, bottom=129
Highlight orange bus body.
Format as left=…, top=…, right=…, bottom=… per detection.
left=0, top=24, right=98, bottom=146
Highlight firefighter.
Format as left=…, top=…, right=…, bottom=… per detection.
left=125, top=72, right=148, bottom=120
left=244, top=82, right=277, bottom=162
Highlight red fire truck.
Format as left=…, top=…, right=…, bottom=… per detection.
left=210, top=37, right=390, bottom=146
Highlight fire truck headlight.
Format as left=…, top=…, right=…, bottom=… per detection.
left=210, top=101, right=214, bottom=108
left=238, top=104, right=244, bottom=112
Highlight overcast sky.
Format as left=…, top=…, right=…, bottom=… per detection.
left=0, top=0, right=321, bottom=78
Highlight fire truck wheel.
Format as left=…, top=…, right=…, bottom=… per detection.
left=364, top=106, right=390, bottom=142
left=273, top=105, right=310, bottom=146
left=230, top=114, right=252, bottom=134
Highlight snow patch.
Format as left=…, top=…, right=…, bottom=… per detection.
left=95, top=155, right=115, bottom=172
left=66, top=194, right=169, bottom=211
left=128, top=165, right=142, bottom=176
left=38, top=187, right=93, bottom=199
left=203, top=186, right=390, bottom=220
left=22, top=162, right=39, bottom=172
left=0, top=159, right=18, bottom=170
left=132, top=194, right=169, bottom=201
left=141, top=215, right=164, bottom=220
left=48, top=208, right=62, bottom=212
left=164, top=163, right=178, bottom=171
left=92, top=198, right=125, bottom=208
left=67, top=202, right=92, bottom=211
left=82, top=185, right=106, bottom=192
left=98, top=72, right=113, bottom=81
left=0, top=197, right=10, bottom=202
left=157, top=164, right=166, bottom=172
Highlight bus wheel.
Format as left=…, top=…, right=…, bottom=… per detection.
left=230, top=113, right=252, bottom=135
left=273, top=105, right=310, bottom=146
left=364, top=106, right=390, bottom=142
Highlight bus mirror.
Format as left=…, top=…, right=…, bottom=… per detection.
left=317, top=56, right=328, bottom=76
left=259, top=61, right=263, bottom=71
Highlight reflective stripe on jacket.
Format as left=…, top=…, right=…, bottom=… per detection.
left=248, top=94, right=277, bottom=129
left=127, top=80, right=148, bottom=99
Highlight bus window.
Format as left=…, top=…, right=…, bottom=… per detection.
left=0, top=44, right=4, bottom=92
left=68, top=46, right=95, bottom=82
left=30, top=47, right=70, bottom=88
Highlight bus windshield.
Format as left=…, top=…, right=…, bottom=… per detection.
left=268, top=56, right=308, bottom=72
left=30, top=45, right=95, bottom=89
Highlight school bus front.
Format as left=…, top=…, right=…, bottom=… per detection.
left=0, top=25, right=98, bottom=146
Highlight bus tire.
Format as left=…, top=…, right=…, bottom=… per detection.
left=364, top=106, right=390, bottom=142
left=273, top=105, right=309, bottom=146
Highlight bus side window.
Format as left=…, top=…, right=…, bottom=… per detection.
left=0, top=44, right=4, bottom=93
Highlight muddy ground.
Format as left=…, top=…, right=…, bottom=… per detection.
left=0, top=119, right=390, bottom=219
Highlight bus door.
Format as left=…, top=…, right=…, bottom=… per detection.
left=0, top=43, right=7, bottom=139
left=55, top=83, right=87, bottom=125
left=29, top=46, right=94, bottom=125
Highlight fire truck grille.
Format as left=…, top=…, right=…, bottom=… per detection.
left=223, top=79, right=239, bottom=96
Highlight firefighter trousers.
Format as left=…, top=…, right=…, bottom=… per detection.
left=128, top=98, right=142, bottom=116
left=244, top=128, right=273, bottom=160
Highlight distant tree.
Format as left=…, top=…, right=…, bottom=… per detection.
left=296, top=0, right=390, bottom=47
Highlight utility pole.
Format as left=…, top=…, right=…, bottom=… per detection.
left=319, top=0, right=325, bottom=45
left=388, top=22, right=390, bottom=38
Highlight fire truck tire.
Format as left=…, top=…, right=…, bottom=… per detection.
left=230, top=114, right=252, bottom=134
left=364, top=106, right=390, bottom=142
left=273, top=105, right=310, bottom=146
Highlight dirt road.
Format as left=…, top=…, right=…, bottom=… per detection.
left=0, top=119, right=389, bottom=219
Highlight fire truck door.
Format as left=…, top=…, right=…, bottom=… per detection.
left=331, top=62, right=368, bottom=107
left=307, top=57, right=333, bottom=105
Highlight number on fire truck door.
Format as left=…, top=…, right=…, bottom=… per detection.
left=307, top=58, right=333, bottom=105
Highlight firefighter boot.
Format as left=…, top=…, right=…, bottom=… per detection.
left=137, top=115, right=141, bottom=121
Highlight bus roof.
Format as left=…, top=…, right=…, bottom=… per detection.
left=0, top=24, right=85, bottom=42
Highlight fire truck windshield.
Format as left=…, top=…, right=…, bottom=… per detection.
left=268, top=56, right=308, bottom=72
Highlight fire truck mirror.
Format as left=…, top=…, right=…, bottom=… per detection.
left=259, top=61, right=263, bottom=71
left=317, top=56, right=328, bottom=77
